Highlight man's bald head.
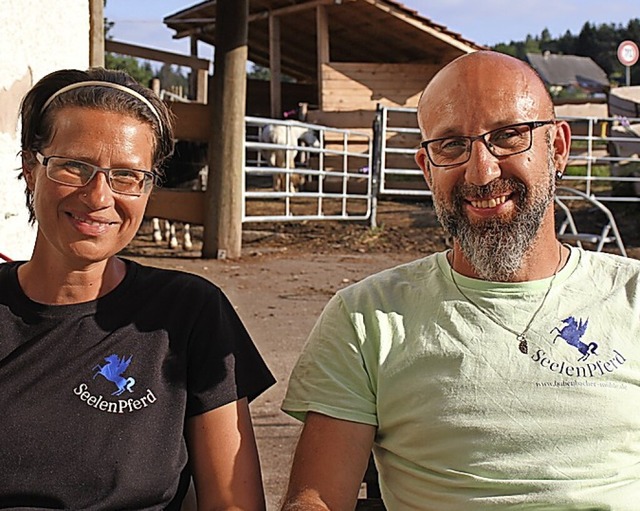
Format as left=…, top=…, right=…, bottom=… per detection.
left=417, top=51, right=555, bottom=136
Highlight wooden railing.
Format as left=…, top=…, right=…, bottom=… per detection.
left=104, top=39, right=210, bottom=103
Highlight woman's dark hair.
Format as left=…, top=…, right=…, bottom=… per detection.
left=20, top=67, right=175, bottom=222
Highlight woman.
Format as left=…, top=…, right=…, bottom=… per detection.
left=0, top=68, right=275, bottom=510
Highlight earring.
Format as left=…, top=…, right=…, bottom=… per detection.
left=555, top=170, right=563, bottom=180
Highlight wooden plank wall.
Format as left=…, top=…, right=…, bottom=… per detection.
left=308, top=107, right=422, bottom=173
left=321, top=62, right=441, bottom=112
left=247, top=79, right=317, bottom=117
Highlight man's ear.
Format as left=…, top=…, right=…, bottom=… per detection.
left=21, top=150, right=37, bottom=191
left=415, top=149, right=433, bottom=190
left=551, top=120, right=571, bottom=177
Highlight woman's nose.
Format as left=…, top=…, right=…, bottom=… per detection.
left=79, top=169, right=115, bottom=207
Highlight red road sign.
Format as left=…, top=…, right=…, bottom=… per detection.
left=618, top=40, right=639, bottom=67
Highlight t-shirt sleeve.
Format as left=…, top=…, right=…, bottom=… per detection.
left=281, top=292, right=378, bottom=426
left=186, top=286, right=275, bottom=417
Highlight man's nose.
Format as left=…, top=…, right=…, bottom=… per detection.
left=464, top=137, right=501, bottom=186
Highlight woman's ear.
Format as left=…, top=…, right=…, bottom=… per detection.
left=21, top=150, right=37, bottom=190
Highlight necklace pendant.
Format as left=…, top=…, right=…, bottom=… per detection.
left=517, top=334, right=528, bottom=354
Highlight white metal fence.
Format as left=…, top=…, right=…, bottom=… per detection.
left=244, top=116, right=373, bottom=222
left=560, top=115, right=640, bottom=202
left=375, top=105, right=427, bottom=197
left=376, top=105, right=640, bottom=203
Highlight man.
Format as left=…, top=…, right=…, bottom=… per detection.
left=280, top=51, right=640, bottom=510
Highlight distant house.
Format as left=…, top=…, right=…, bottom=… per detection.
left=526, top=52, right=609, bottom=98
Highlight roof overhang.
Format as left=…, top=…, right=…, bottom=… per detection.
left=164, top=0, right=484, bottom=82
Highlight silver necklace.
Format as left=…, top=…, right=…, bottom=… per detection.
left=449, top=244, right=564, bottom=355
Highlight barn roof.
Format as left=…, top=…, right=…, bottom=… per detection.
left=526, top=52, right=610, bottom=90
left=164, top=0, right=485, bottom=82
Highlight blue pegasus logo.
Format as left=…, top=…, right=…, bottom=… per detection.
left=93, top=354, right=136, bottom=396
left=550, top=317, right=599, bottom=362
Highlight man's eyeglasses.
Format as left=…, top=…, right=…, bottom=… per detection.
left=35, top=152, right=157, bottom=196
left=420, top=120, right=556, bottom=168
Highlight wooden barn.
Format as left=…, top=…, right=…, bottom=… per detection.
left=156, top=1, right=485, bottom=258
left=164, top=0, right=484, bottom=129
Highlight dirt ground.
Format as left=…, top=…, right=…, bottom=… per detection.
left=121, top=198, right=639, bottom=510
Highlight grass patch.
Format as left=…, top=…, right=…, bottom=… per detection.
left=565, top=165, right=611, bottom=177
left=570, top=139, right=608, bottom=149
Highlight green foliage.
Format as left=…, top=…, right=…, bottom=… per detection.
left=247, top=63, right=296, bottom=83
left=248, top=63, right=271, bottom=81
left=156, top=64, right=189, bottom=97
left=104, top=53, right=154, bottom=87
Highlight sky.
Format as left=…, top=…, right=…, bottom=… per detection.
left=104, top=0, right=640, bottom=60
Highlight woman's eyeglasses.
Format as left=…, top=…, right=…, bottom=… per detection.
left=35, top=152, right=157, bottom=196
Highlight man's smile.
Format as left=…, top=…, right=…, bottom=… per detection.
left=467, top=195, right=509, bottom=209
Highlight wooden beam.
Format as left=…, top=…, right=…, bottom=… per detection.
left=145, top=190, right=204, bottom=224
left=269, top=15, right=282, bottom=118
left=170, top=26, right=216, bottom=40
left=316, top=5, right=330, bottom=111
left=360, top=0, right=478, bottom=54
left=105, top=40, right=210, bottom=70
left=249, top=41, right=315, bottom=82
left=167, top=102, right=210, bottom=142
left=202, top=0, right=248, bottom=259
left=89, top=0, right=104, bottom=67
left=248, top=0, right=335, bottom=22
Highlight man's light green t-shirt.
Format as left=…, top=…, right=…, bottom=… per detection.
left=282, top=247, right=640, bottom=510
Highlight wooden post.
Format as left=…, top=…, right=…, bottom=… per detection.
left=195, top=69, right=208, bottom=104
left=189, top=36, right=199, bottom=101
left=316, top=5, right=330, bottom=111
left=269, top=14, right=282, bottom=118
left=150, top=78, right=161, bottom=96
left=201, top=0, right=248, bottom=259
left=89, top=0, right=104, bottom=67
left=189, top=36, right=208, bottom=103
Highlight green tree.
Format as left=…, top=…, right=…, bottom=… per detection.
left=248, top=63, right=271, bottom=81
left=492, top=42, right=517, bottom=57
left=556, top=30, right=577, bottom=55
left=247, top=62, right=296, bottom=83
left=156, top=63, right=189, bottom=97
left=104, top=53, right=154, bottom=86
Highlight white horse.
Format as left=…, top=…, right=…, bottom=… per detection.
left=260, top=124, right=320, bottom=192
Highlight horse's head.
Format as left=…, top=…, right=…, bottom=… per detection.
left=104, top=354, right=119, bottom=364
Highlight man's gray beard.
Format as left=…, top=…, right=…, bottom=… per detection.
left=433, top=156, right=556, bottom=282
